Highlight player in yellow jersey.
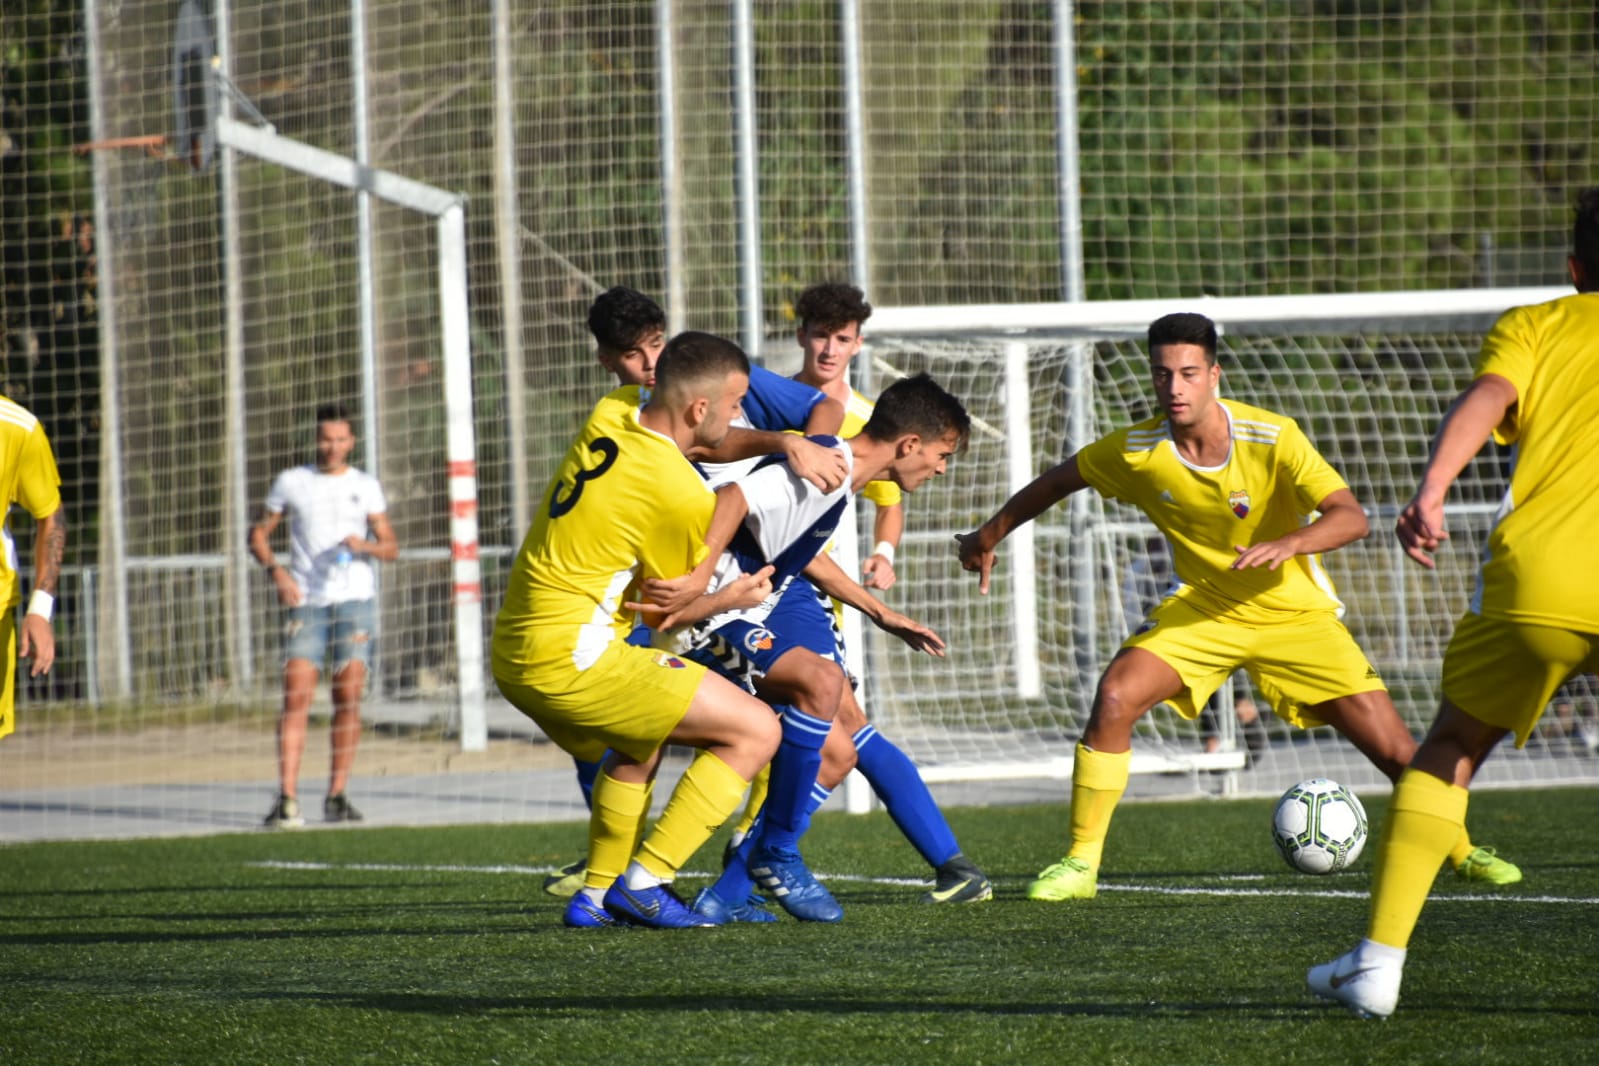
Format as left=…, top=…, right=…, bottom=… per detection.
left=0, top=394, right=65, bottom=740
left=1310, top=187, right=1599, bottom=1018
left=540, top=285, right=848, bottom=899
left=955, top=311, right=1520, bottom=903
left=493, top=330, right=783, bottom=929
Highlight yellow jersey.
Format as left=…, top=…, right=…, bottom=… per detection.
left=0, top=397, right=61, bottom=609
left=843, top=388, right=901, bottom=510
left=1077, top=399, right=1349, bottom=626
left=1471, top=291, right=1599, bottom=631
left=491, top=386, right=714, bottom=673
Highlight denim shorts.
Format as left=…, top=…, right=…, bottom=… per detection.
left=284, top=599, right=376, bottom=671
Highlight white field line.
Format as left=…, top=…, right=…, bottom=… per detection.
left=248, top=860, right=1599, bottom=906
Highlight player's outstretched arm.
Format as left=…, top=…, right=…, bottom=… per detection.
left=955, top=455, right=1088, bottom=594
left=802, top=553, right=946, bottom=656
left=1396, top=373, right=1518, bottom=570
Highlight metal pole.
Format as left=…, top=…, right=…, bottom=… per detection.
left=438, top=206, right=487, bottom=751
left=81, top=0, right=132, bottom=699
left=216, top=0, right=254, bottom=691
left=731, top=0, right=762, bottom=356
left=1053, top=0, right=1086, bottom=302
left=350, top=0, right=379, bottom=476
left=1006, top=342, right=1043, bottom=698
left=1054, top=1, right=1096, bottom=681
left=657, top=0, right=687, bottom=332
left=838, top=0, right=877, bottom=814
left=492, top=0, right=530, bottom=538
left=841, top=0, right=870, bottom=301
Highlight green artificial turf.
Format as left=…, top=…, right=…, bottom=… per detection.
left=2, top=789, right=1595, bottom=1064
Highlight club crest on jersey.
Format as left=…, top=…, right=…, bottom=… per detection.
left=1228, top=490, right=1251, bottom=518
left=651, top=652, right=686, bottom=669
left=743, top=628, right=776, bottom=654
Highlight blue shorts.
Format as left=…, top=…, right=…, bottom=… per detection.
left=685, top=576, right=843, bottom=692
left=285, top=599, right=376, bottom=672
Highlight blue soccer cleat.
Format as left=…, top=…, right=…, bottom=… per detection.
left=747, top=846, right=843, bottom=923
left=692, top=886, right=778, bottom=924
left=562, top=894, right=620, bottom=929
left=603, top=880, right=718, bottom=929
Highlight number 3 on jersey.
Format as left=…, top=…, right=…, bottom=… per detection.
left=547, top=437, right=619, bottom=518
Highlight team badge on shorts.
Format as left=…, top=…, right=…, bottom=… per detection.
left=1228, top=490, right=1251, bottom=518
left=743, top=628, right=776, bottom=654
left=651, top=652, right=687, bottom=669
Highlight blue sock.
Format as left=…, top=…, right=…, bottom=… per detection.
left=713, top=781, right=831, bottom=904
left=573, top=755, right=603, bottom=811
left=794, top=782, right=832, bottom=839
left=755, top=705, right=831, bottom=855
left=711, top=823, right=760, bottom=903
left=853, top=724, right=960, bottom=868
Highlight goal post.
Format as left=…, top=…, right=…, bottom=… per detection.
left=211, top=114, right=488, bottom=751
left=854, top=286, right=1595, bottom=798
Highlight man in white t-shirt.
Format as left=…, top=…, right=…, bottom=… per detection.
left=249, top=403, right=398, bottom=827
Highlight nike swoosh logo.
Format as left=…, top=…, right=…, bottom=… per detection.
left=622, top=888, right=660, bottom=918
left=1329, top=966, right=1378, bottom=989
left=927, top=877, right=980, bottom=903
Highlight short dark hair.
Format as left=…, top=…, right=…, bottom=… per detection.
left=860, top=372, right=970, bottom=452
left=795, top=281, right=872, bottom=333
left=588, top=286, right=666, bottom=353
left=1147, top=312, right=1219, bottom=364
left=315, top=402, right=353, bottom=428
left=1574, top=186, right=1599, bottom=276
left=652, top=331, right=750, bottom=402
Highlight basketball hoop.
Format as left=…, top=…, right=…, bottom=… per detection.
left=72, top=0, right=219, bottom=173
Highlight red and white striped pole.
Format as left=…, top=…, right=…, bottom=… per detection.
left=439, top=205, right=486, bottom=751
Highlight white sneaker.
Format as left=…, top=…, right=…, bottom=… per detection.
left=1307, top=942, right=1404, bottom=1019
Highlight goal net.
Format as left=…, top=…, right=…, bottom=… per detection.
left=854, top=289, right=1599, bottom=800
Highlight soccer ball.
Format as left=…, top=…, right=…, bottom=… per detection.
left=1271, top=778, right=1368, bottom=875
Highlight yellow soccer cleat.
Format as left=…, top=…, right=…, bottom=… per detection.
left=1026, top=856, right=1097, bottom=901
left=1455, top=846, right=1522, bottom=885
left=542, top=857, right=588, bottom=898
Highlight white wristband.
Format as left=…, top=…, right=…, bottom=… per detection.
left=872, top=541, right=896, bottom=566
left=27, top=590, right=54, bottom=621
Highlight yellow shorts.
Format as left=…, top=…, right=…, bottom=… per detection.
left=1441, top=611, right=1599, bottom=747
left=1123, top=596, right=1385, bottom=728
left=493, top=637, right=707, bottom=763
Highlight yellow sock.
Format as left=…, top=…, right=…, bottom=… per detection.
left=1368, top=768, right=1469, bottom=949
left=733, top=765, right=770, bottom=838
left=631, top=778, right=656, bottom=861
left=584, top=770, right=651, bottom=892
left=637, top=751, right=749, bottom=881
left=1445, top=828, right=1476, bottom=870
left=1065, top=743, right=1132, bottom=868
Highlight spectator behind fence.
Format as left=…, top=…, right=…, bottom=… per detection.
left=249, top=403, right=397, bottom=828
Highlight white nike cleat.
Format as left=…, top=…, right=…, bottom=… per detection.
left=1308, top=941, right=1405, bottom=1019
